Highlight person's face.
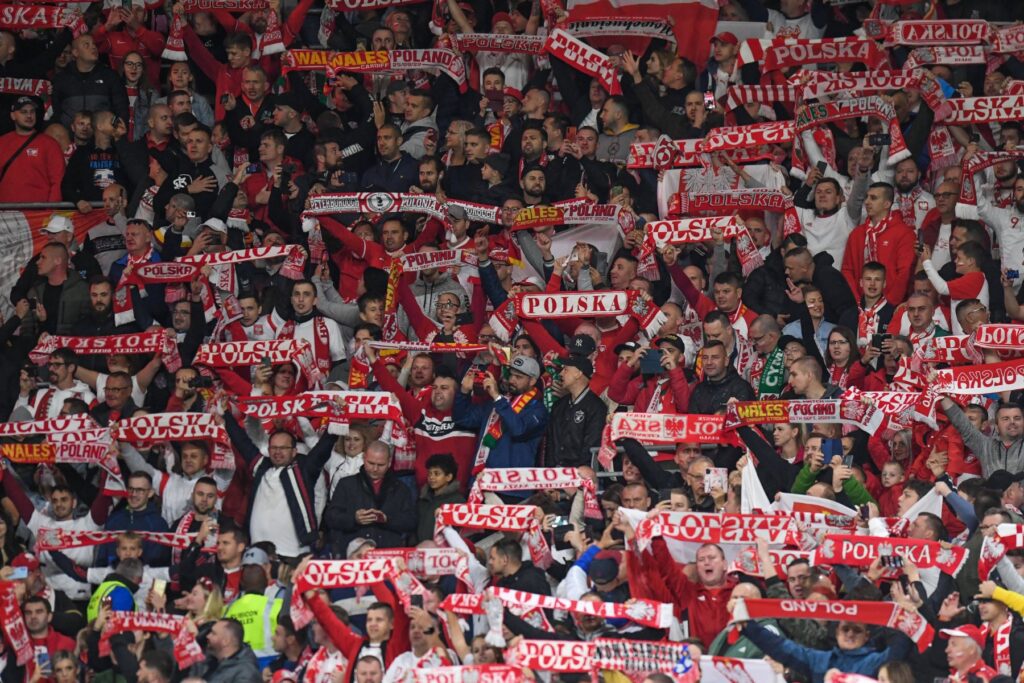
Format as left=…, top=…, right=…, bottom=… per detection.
left=864, top=187, right=892, bottom=219
left=268, top=434, right=296, bottom=467
left=712, top=39, right=737, bottom=63
left=363, top=448, right=390, bottom=482
left=435, top=293, right=459, bottom=325
left=506, top=369, right=534, bottom=395
left=880, top=464, right=904, bottom=488
left=773, top=424, right=798, bottom=448
left=905, top=296, right=934, bottom=330
left=860, top=267, right=885, bottom=299
left=894, top=160, right=920, bottom=193
left=404, top=95, right=431, bottom=122
left=997, top=408, right=1024, bottom=440
left=47, top=355, right=72, bottom=385
left=836, top=623, right=870, bottom=650
left=897, top=487, right=920, bottom=516
left=122, top=52, right=144, bottom=84
left=934, top=182, right=958, bottom=215
left=342, top=429, right=366, bottom=456
left=355, top=659, right=384, bottom=683
left=521, top=129, right=543, bottom=158
left=89, top=282, right=112, bottom=313
left=380, top=221, right=407, bottom=251
left=789, top=365, right=811, bottom=394
left=946, top=636, right=980, bottom=671
left=430, top=377, right=457, bottom=412
left=172, top=302, right=191, bottom=331
left=181, top=444, right=209, bottom=476
left=192, top=482, right=218, bottom=515
left=116, top=537, right=143, bottom=561
left=805, top=291, right=824, bottom=318
left=73, top=35, right=99, bottom=64
left=169, top=62, right=192, bottom=89
left=410, top=356, right=434, bottom=386
left=953, top=249, right=977, bottom=275
left=371, top=29, right=395, bottom=51
left=684, top=92, right=703, bottom=122
left=1006, top=482, right=1024, bottom=508
left=71, top=113, right=92, bottom=142
left=216, top=531, right=244, bottom=565
left=365, top=608, right=392, bottom=641
left=127, top=476, right=152, bottom=511
left=22, top=601, right=50, bottom=634
left=828, top=332, right=851, bottom=364
left=620, top=485, right=650, bottom=510
left=483, top=73, right=503, bottom=93
left=53, top=658, right=76, bottom=683
left=576, top=128, right=598, bottom=156
left=361, top=300, right=383, bottom=326
left=783, top=254, right=812, bottom=283
left=813, top=180, right=841, bottom=212
left=418, top=162, right=440, bottom=192
left=608, top=257, right=636, bottom=289
left=37, top=246, right=64, bottom=278
left=258, top=136, right=283, bottom=164
left=185, top=130, right=212, bottom=162
left=486, top=547, right=509, bottom=576
left=521, top=169, right=545, bottom=197
left=695, top=545, right=725, bottom=585
left=50, top=490, right=75, bottom=520
left=712, top=282, right=740, bottom=312
left=786, top=563, right=811, bottom=598
left=10, top=104, right=35, bottom=131
left=465, top=134, right=488, bottom=162
left=376, top=128, right=401, bottom=158
left=238, top=298, right=260, bottom=326
left=291, top=284, right=316, bottom=315
left=225, top=43, right=250, bottom=68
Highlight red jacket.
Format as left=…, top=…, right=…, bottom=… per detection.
left=630, top=538, right=736, bottom=647
left=0, top=131, right=65, bottom=203
left=29, top=628, right=76, bottom=683
left=92, top=22, right=166, bottom=86
left=183, top=26, right=247, bottom=121
left=841, top=216, right=917, bottom=304
left=607, top=362, right=691, bottom=413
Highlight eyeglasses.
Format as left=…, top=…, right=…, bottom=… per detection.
left=47, top=361, right=66, bottom=367
left=479, top=334, right=498, bottom=342
left=128, top=486, right=151, bottom=494
left=828, top=339, right=850, bottom=346
left=436, top=302, right=459, bottom=309
left=749, top=334, right=766, bottom=345
left=124, top=61, right=144, bottom=68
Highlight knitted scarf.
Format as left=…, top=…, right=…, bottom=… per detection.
left=473, top=387, right=538, bottom=474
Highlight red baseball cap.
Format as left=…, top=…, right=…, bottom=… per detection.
left=940, top=625, right=986, bottom=650
left=710, top=31, right=738, bottom=45
left=491, top=11, right=513, bottom=29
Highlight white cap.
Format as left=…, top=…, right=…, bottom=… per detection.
left=42, top=215, right=73, bottom=234
left=201, top=218, right=227, bottom=234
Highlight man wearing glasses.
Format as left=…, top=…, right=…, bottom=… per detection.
left=22, top=348, right=95, bottom=420
left=102, top=471, right=171, bottom=566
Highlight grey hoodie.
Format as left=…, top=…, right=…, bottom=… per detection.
left=409, top=270, right=470, bottom=326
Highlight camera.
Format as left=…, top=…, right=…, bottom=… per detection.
left=188, top=376, right=214, bottom=389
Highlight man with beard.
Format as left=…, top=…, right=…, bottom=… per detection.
left=520, top=164, right=546, bottom=206
left=368, top=346, right=477, bottom=490
left=793, top=166, right=864, bottom=265
left=622, top=52, right=702, bottom=140
left=21, top=349, right=95, bottom=419
left=542, top=113, right=582, bottom=201
left=442, top=127, right=488, bottom=200
left=271, top=91, right=314, bottom=169
left=0, top=96, right=65, bottom=203
left=169, top=477, right=221, bottom=574
left=884, top=157, right=935, bottom=231
left=979, top=176, right=1024, bottom=281
left=411, top=156, right=442, bottom=194
left=73, top=276, right=128, bottom=340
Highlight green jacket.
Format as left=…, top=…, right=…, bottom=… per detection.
left=792, top=463, right=876, bottom=506
left=224, top=592, right=282, bottom=656
left=23, top=269, right=90, bottom=337
left=709, top=618, right=783, bottom=658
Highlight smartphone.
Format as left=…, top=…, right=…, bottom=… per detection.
left=870, top=333, right=888, bottom=350
left=186, top=210, right=197, bottom=219
left=102, top=595, right=113, bottom=609
left=858, top=505, right=869, bottom=521
left=153, top=579, right=167, bottom=596
left=704, top=467, right=728, bottom=493
left=261, top=355, right=272, bottom=368
left=220, top=94, right=231, bottom=105
left=8, top=566, right=28, bottom=580
left=35, top=652, right=51, bottom=674
left=842, top=453, right=854, bottom=468
left=1008, top=270, right=1020, bottom=280
left=410, top=594, right=424, bottom=609
left=867, top=133, right=891, bottom=147
left=27, top=297, right=37, bottom=309
left=821, top=438, right=843, bottom=459
left=970, top=132, right=981, bottom=144
left=639, top=348, right=664, bottom=375
left=485, top=90, right=504, bottom=112
left=703, top=91, right=715, bottom=111
left=372, top=511, right=385, bottom=523
left=815, top=160, right=828, bottom=173
left=566, top=126, right=577, bottom=143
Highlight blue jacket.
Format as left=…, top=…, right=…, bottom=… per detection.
left=453, top=390, right=548, bottom=471
left=103, top=499, right=171, bottom=567
left=742, top=621, right=911, bottom=683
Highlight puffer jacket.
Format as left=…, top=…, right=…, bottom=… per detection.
left=51, top=63, right=130, bottom=127
left=688, top=367, right=755, bottom=415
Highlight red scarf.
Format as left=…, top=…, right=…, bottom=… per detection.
left=114, top=247, right=154, bottom=326
left=896, top=185, right=925, bottom=225
left=864, top=215, right=893, bottom=263
left=278, top=316, right=332, bottom=383
left=858, top=298, right=888, bottom=347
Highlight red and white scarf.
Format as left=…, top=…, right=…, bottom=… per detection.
left=956, top=149, right=1024, bottom=219
left=254, top=8, right=285, bottom=59
left=880, top=19, right=991, bottom=46
left=504, top=638, right=698, bottom=676
left=597, top=413, right=732, bottom=469
left=452, top=33, right=546, bottom=54
left=290, top=558, right=427, bottom=627
left=796, top=97, right=910, bottom=167
left=36, top=527, right=195, bottom=551
left=735, top=598, right=934, bottom=652
left=236, top=390, right=402, bottom=436
left=441, top=588, right=675, bottom=629
left=628, top=136, right=767, bottom=170
left=412, top=666, right=523, bottom=683
left=737, top=37, right=887, bottom=73
left=509, top=198, right=621, bottom=232
left=903, top=44, right=987, bottom=70
left=513, top=291, right=666, bottom=339
left=642, top=216, right=764, bottom=277
left=100, top=612, right=204, bottom=668
left=162, top=11, right=186, bottom=60
left=796, top=68, right=951, bottom=120
left=932, top=358, right=1024, bottom=395
left=303, top=195, right=499, bottom=224
left=812, top=534, right=968, bottom=576
left=945, top=96, right=1024, bottom=127
left=543, top=28, right=621, bottom=96
left=723, top=399, right=884, bottom=434
left=113, top=247, right=154, bottom=326
left=193, top=338, right=324, bottom=388
left=434, top=503, right=551, bottom=569
left=114, top=413, right=233, bottom=469
left=970, top=324, right=1024, bottom=355
left=398, top=249, right=477, bottom=272
left=468, top=468, right=600, bottom=518
left=365, top=547, right=471, bottom=587
left=857, top=298, right=888, bottom=348
left=673, top=189, right=799, bottom=239
left=0, top=5, right=85, bottom=34
left=0, top=581, right=31, bottom=665
left=29, top=329, right=181, bottom=373
left=0, top=77, right=50, bottom=96
left=724, top=84, right=798, bottom=112
left=277, top=316, right=330, bottom=384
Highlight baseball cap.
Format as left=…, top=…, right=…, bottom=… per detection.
left=940, top=625, right=987, bottom=650
left=588, top=550, right=622, bottom=584
left=503, top=87, right=523, bottom=101
left=778, top=334, right=808, bottom=354
left=346, top=537, right=377, bottom=558
left=984, top=469, right=1024, bottom=491
left=710, top=31, right=738, bottom=45
left=201, top=218, right=227, bottom=234
left=11, top=553, right=40, bottom=571
left=447, top=204, right=468, bottom=221
left=483, top=153, right=510, bottom=177
left=509, top=355, right=541, bottom=379
left=242, top=547, right=270, bottom=565
left=42, top=215, right=74, bottom=234
left=386, top=79, right=410, bottom=95
left=567, top=334, right=596, bottom=357
left=11, top=96, right=39, bottom=112
left=561, top=355, right=593, bottom=378
left=275, top=90, right=304, bottom=113
left=614, top=341, right=640, bottom=355
left=656, top=334, right=686, bottom=353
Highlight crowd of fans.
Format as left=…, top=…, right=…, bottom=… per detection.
left=5, top=0, right=1024, bottom=682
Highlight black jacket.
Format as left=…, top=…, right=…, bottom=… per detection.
left=545, top=389, right=607, bottom=468
left=323, top=468, right=417, bottom=554
left=782, top=252, right=858, bottom=330
left=62, top=142, right=131, bottom=203
left=688, top=367, right=755, bottom=415
left=52, top=63, right=130, bottom=127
